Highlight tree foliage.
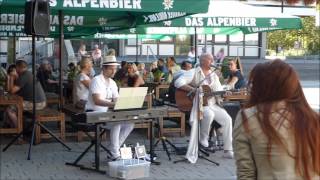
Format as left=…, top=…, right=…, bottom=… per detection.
left=267, top=16, right=320, bottom=54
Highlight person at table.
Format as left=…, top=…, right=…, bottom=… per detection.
left=6, top=60, right=46, bottom=127
left=126, top=63, right=144, bottom=87
left=168, top=61, right=193, bottom=104
left=114, top=61, right=128, bottom=87
left=215, top=48, right=225, bottom=64
left=233, top=60, right=319, bottom=180
left=157, top=58, right=169, bottom=76
left=86, top=56, right=134, bottom=160
left=5, top=65, right=17, bottom=91
left=175, top=53, right=233, bottom=163
left=225, top=59, right=246, bottom=90
left=188, top=47, right=196, bottom=64
left=78, top=44, right=87, bottom=61
left=166, top=56, right=181, bottom=83
left=91, top=44, right=102, bottom=66
left=0, top=66, right=7, bottom=90
left=2, top=65, right=18, bottom=128
left=137, top=63, right=147, bottom=80
left=73, top=58, right=92, bottom=109
left=36, top=59, right=58, bottom=93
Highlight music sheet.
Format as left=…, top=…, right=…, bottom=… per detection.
left=114, top=87, right=148, bottom=110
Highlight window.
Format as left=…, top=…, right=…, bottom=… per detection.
left=206, top=35, right=213, bottom=44
left=127, top=38, right=141, bottom=46
left=197, top=35, right=205, bottom=44
left=159, top=36, right=173, bottom=43
left=245, top=33, right=258, bottom=45
left=176, top=35, right=189, bottom=44
left=142, top=39, right=156, bottom=44
left=175, top=35, right=191, bottom=56
left=229, top=32, right=244, bottom=45
left=214, top=35, right=227, bottom=43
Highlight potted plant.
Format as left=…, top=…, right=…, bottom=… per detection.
left=153, top=69, right=164, bottom=83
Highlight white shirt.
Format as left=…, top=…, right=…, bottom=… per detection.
left=175, top=67, right=222, bottom=106
left=86, top=74, right=119, bottom=112
left=73, top=73, right=90, bottom=103
left=188, top=51, right=195, bottom=58
left=92, top=49, right=102, bottom=60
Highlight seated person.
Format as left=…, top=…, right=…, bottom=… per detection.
left=173, top=60, right=193, bottom=81
left=2, top=65, right=18, bottom=128
left=127, top=63, right=144, bottom=87
left=225, top=59, right=246, bottom=90
left=73, top=58, right=92, bottom=108
left=0, top=66, right=7, bottom=90
left=166, top=57, right=181, bottom=83
left=86, top=56, right=134, bottom=160
left=144, top=61, right=158, bottom=83
left=168, top=61, right=193, bottom=103
left=175, top=53, right=233, bottom=163
left=215, top=48, right=225, bottom=64
left=6, top=60, right=46, bottom=127
left=137, top=63, right=147, bottom=80
left=37, top=60, right=58, bottom=92
left=114, top=61, right=128, bottom=86
left=157, top=58, right=169, bottom=76
left=6, top=65, right=18, bottom=92
left=91, top=44, right=102, bottom=66
left=67, top=62, right=78, bottom=81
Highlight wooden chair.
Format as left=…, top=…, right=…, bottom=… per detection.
left=25, top=108, right=65, bottom=144
left=159, top=106, right=185, bottom=137
left=46, top=92, right=64, bottom=105
left=133, top=93, right=153, bottom=139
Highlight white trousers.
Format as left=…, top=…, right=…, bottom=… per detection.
left=201, top=105, right=233, bottom=151
left=108, top=122, right=134, bottom=157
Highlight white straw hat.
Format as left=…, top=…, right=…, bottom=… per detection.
left=102, top=56, right=120, bottom=66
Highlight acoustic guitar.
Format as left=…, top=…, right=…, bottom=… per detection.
left=175, top=86, right=226, bottom=112
left=175, top=86, right=248, bottom=112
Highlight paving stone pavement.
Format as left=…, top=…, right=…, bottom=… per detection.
left=0, top=133, right=236, bottom=180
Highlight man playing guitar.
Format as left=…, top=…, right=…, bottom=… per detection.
left=174, top=53, right=233, bottom=163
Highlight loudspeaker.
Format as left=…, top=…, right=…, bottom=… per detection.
left=222, top=101, right=241, bottom=125
left=24, top=0, right=50, bottom=36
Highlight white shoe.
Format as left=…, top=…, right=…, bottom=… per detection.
left=199, top=140, right=209, bottom=148
left=222, top=151, right=234, bottom=159
left=145, top=154, right=157, bottom=161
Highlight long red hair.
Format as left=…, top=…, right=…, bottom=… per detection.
left=243, top=60, right=319, bottom=179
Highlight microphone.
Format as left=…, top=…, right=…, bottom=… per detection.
left=210, top=64, right=220, bottom=69
left=211, top=64, right=229, bottom=68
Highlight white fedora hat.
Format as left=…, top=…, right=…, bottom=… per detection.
left=102, top=56, right=120, bottom=66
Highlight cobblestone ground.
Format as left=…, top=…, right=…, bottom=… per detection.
left=0, top=133, right=236, bottom=180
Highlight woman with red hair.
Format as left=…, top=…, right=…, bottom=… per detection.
left=233, top=59, right=319, bottom=180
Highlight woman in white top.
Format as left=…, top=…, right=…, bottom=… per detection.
left=73, top=57, right=92, bottom=108
left=78, top=44, right=87, bottom=61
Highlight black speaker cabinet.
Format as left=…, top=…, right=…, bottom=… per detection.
left=24, top=0, right=50, bottom=36
left=222, top=101, right=241, bottom=125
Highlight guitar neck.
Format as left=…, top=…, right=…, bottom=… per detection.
left=209, top=90, right=226, bottom=96
left=208, top=89, right=244, bottom=96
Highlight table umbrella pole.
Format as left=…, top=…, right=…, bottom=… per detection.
left=59, top=10, right=64, bottom=110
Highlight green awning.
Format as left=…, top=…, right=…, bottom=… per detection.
left=110, top=1, right=302, bottom=35
left=108, top=27, right=243, bottom=35
left=0, top=0, right=209, bottom=27
left=0, top=0, right=210, bottom=37
left=77, top=33, right=170, bottom=40
left=142, top=1, right=302, bottom=29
